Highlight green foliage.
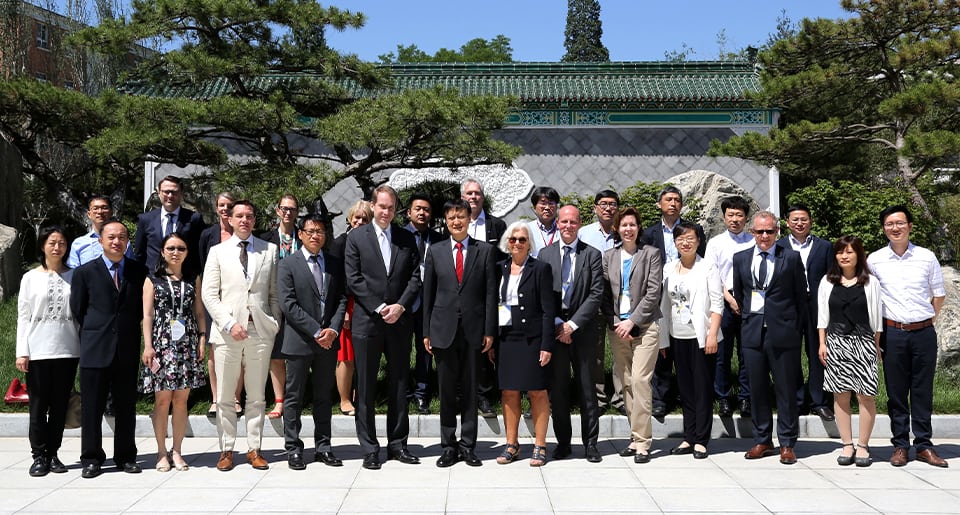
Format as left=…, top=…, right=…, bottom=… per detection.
left=561, top=181, right=701, bottom=229
left=561, top=0, right=609, bottom=62
left=378, top=35, right=513, bottom=63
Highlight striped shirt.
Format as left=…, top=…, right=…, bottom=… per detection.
left=867, top=243, right=945, bottom=323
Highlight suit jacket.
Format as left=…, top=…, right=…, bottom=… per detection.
left=642, top=219, right=708, bottom=263
left=199, top=224, right=229, bottom=276
left=777, top=234, right=832, bottom=325
left=343, top=223, right=421, bottom=336
left=201, top=235, right=281, bottom=344
left=601, top=243, right=663, bottom=329
left=498, top=257, right=556, bottom=352
left=422, top=237, right=497, bottom=349
left=277, top=250, right=347, bottom=357
left=260, top=228, right=302, bottom=257
left=69, top=257, right=148, bottom=368
left=135, top=207, right=206, bottom=276
left=732, top=244, right=808, bottom=351
left=447, top=211, right=507, bottom=260
left=538, top=239, right=603, bottom=331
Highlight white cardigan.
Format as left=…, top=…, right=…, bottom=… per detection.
left=658, top=256, right=725, bottom=349
left=16, top=267, right=80, bottom=359
left=816, top=275, right=883, bottom=333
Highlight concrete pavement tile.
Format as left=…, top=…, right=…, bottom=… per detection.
left=548, top=486, right=659, bottom=512
left=947, top=490, right=960, bottom=499
left=647, top=487, right=766, bottom=512
left=632, top=466, right=740, bottom=488
left=448, top=464, right=546, bottom=488
left=126, top=486, right=249, bottom=512
left=255, top=462, right=359, bottom=488
left=24, top=487, right=144, bottom=512
left=749, top=487, right=875, bottom=512
left=541, top=467, right=642, bottom=488
left=339, top=487, right=446, bottom=513
left=0, top=467, right=81, bottom=489
left=445, top=487, right=551, bottom=512
left=818, top=468, right=937, bottom=490
left=726, top=466, right=836, bottom=489
left=158, top=466, right=270, bottom=488
left=351, top=464, right=449, bottom=488
left=0, top=488, right=49, bottom=512
left=231, top=487, right=348, bottom=512
left=848, top=488, right=960, bottom=513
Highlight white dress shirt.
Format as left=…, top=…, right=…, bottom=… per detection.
left=705, top=229, right=755, bottom=290
left=867, top=242, right=945, bottom=323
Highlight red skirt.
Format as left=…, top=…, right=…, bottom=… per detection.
left=337, top=297, right=355, bottom=362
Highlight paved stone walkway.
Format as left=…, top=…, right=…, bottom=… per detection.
left=0, top=434, right=956, bottom=514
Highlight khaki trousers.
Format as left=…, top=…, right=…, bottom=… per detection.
left=214, top=326, right=273, bottom=452
left=610, top=321, right=660, bottom=452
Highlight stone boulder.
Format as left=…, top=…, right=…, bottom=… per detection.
left=936, top=266, right=960, bottom=368
left=665, top=170, right=760, bottom=238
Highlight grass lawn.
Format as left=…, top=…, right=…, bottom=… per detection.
left=2, top=294, right=959, bottom=415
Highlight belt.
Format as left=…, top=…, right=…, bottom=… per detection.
left=884, top=318, right=934, bottom=331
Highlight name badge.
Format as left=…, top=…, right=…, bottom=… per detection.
left=498, top=304, right=512, bottom=326
left=750, top=290, right=766, bottom=314
left=170, top=319, right=187, bottom=341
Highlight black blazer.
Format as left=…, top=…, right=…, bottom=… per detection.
left=776, top=234, right=833, bottom=294
left=277, top=250, right=347, bottom=357
left=135, top=207, right=206, bottom=276
left=69, top=257, right=148, bottom=368
left=538, top=240, right=603, bottom=330
left=641, top=219, right=707, bottom=263
left=732, top=245, right=808, bottom=351
left=422, top=237, right=498, bottom=349
left=260, top=228, right=302, bottom=256
left=198, top=224, right=228, bottom=276
left=498, top=257, right=556, bottom=353
left=343, top=223, right=422, bottom=336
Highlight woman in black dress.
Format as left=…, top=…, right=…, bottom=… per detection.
left=817, top=235, right=883, bottom=467
left=495, top=221, right=555, bottom=466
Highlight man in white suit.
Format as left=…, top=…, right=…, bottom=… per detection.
left=202, top=199, right=281, bottom=471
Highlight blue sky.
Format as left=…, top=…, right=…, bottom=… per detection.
left=324, top=1, right=852, bottom=62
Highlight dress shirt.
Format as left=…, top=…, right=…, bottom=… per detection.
left=787, top=233, right=814, bottom=291
left=67, top=231, right=133, bottom=268
left=162, top=207, right=181, bottom=236
left=449, top=237, right=469, bottom=262
left=555, top=239, right=580, bottom=331
left=100, top=254, right=124, bottom=286
left=224, top=234, right=254, bottom=332
left=660, top=218, right=681, bottom=263
left=751, top=247, right=775, bottom=290
left=16, top=268, right=80, bottom=359
left=578, top=221, right=616, bottom=252
left=705, top=229, right=755, bottom=290
left=301, top=246, right=336, bottom=339
left=468, top=210, right=488, bottom=242
left=867, top=242, right=945, bottom=323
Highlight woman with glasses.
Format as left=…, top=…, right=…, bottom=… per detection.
left=495, top=222, right=555, bottom=466
left=140, top=232, right=207, bottom=471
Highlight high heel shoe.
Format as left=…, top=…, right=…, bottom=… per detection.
left=855, top=443, right=872, bottom=467
left=837, top=442, right=855, bottom=466
left=171, top=449, right=188, bottom=471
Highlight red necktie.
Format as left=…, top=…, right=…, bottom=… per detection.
left=455, top=242, right=464, bottom=283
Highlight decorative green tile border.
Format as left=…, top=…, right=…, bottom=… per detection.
left=506, top=109, right=774, bottom=127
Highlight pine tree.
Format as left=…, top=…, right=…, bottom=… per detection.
left=561, top=0, right=609, bottom=62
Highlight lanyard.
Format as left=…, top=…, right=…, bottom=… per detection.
left=165, top=277, right=185, bottom=318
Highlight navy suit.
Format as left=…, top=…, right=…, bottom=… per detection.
left=69, top=257, right=147, bottom=467
left=407, top=225, right=445, bottom=402
left=777, top=235, right=834, bottom=412
left=732, top=245, right=808, bottom=447
left=135, top=207, right=206, bottom=277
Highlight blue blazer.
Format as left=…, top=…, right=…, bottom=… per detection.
left=732, top=245, right=808, bottom=351
left=135, top=207, right=206, bottom=276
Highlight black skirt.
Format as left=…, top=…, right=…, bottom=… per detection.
left=497, top=327, right=551, bottom=391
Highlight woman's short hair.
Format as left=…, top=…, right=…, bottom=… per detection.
left=499, top=221, right=532, bottom=255
left=345, top=200, right=373, bottom=225
left=613, top=207, right=642, bottom=243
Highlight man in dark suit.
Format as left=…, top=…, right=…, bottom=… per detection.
left=69, top=220, right=148, bottom=478
left=461, top=178, right=506, bottom=417
left=540, top=205, right=604, bottom=463
left=344, top=185, right=422, bottom=470
left=641, top=185, right=708, bottom=419
left=135, top=175, right=206, bottom=277
left=733, top=211, right=807, bottom=465
left=422, top=199, right=497, bottom=467
left=776, top=204, right=835, bottom=421
left=277, top=214, right=347, bottom=470
left=404, top=192, right=445, bottom=414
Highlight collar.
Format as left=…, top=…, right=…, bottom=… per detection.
left=451, top=237, right=469, bottom=250
left=661, top=218, right=680, bottom=231
left=162, top=207, right=181, bottom=218
left=753, top=245, right=774, bottom=257
left=471, top=210, right=487, bottom=224
left=227, top=234, right=253, bottom=247
left=885, top=241, right=915, bottom=259
left=374, top=224, right=391, bottom=239
left=728, top=230, right=752, bottom=243
left=301, top=247, right=324, bottom=260
left=538, top=220, right=557, bottom=233
left=100, top=254, right=122, bottom=270
left=789, top=233, right=812, bottom=247
left=561, top=238, right=579, bottom=250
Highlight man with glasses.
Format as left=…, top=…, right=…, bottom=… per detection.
left=868, top=205, right=948, bottom=468
left=526, top=186, right=561, bottom=258
left=68, top=195, right=133, bottom=267
left=135, top=175, right=206, bottom=276
left=732, top=211, right=807, bottom=465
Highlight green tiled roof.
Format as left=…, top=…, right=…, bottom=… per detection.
left=120, top=61, right=760, bottom=106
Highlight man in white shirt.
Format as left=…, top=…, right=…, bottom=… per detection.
left=703, top=196, right=754, bottom=418
left=867, top=205, right=948, bottom=468
left=526, top=186, right=560, bottom=258
left=67, top=195, right=133, bottom=267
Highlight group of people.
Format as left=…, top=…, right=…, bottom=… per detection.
left=14, top=174, right=949, bottom=477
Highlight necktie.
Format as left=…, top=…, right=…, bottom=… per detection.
left=309, top=254, right=325, bottom=299
left=758, top=251, right=768, bottom=288
left=110, top=261, right=120, bottom=290
left=378, top=229, right=391, bottom=271
left=165, top=213, right=176, bottom=237
left=561, top=245, right=573, bottom=308
left=418, top=231, right=427, bottom=259
left=239, top=241, right=249, bottom=276
left=455, top=242, right=464, bottom=283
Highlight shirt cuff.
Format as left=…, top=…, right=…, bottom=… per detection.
left=227, top=320, right=239, bottom=332
left=375, top=303, right=387, bottom=314
left=567, top=320, right=579, bottom=332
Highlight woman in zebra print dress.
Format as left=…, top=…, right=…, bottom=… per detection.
left=816, top=235, right=883, bottom=467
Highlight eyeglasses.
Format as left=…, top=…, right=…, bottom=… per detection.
left=278, top=206, right=298, bottom=213
left=752, top=229, right=777, bottom=235
left=159, top=189, right=180, bottom=196
left=508, top=237, right=528, bottom=244
left=596, top=201, right=619, bottom=209
left=300, top=229, right=324, bottom=237
left=164, top=246, right=187, bottom=252
left=89, top=205, right=111, bottom=212
left=536, top=200, right=557, bottom=207
left=883, top=221, right=909, bottom=229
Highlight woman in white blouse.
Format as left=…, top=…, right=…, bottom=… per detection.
left=658, top=222, right=723, bottom=459
left=15, top=226, right=80, bottom=477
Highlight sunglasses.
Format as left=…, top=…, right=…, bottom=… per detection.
left=752, top=229, right=777, bottom=235
left=508, top=237, right=528, bottom=244
left=164, top=246, right=187, bottom=252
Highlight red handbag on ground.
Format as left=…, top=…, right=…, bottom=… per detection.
left=4, top=378, right=29, bottom=404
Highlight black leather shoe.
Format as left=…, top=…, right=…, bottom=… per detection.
left=693, top=448, right=709, bottom=460
left=81, top=463, right=101, bottom=479
left=652, top=404, right=667, bottom=418
left=121, top=462, right=142, bottom=474
left=315, top=451, right=343, bottom=467
left=585, top=445, right=602, bottom=463
left=552, top=444, right=572, bottom=460
left=362, top=453, right=381, bottom=470
left=478, top=397, right=496, bottom=418
left=29, top=457, right=49, bottom=477
left=415, top=397, right=430, bottom=415
left=812, top=406, right=835, bottom=421
left=634, top=452, right=650, bottom=464
left=670, top=445, right=693, bottom=455
left=739, top=399, right=751, bottom=418
left=48, top=456, right=67, bottom=473
left=460, top=449, right=482, bottom=467
left=718, top=398, right=733, bottom=417
left=387, top=448, right=420, bottom=464
left=288, top=452, right=306, bottom=470
left=618, top=446, right=637, bottom=457
left=436, top=449, right=459, bottom=468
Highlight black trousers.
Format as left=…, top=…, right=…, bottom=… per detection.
left=550, top=327, right=600, bottom=447
left=742, top=330, right=801, bottom=447
left=411, top=308, right=433, bottom=400
left=477, top=340, right=498, bottom=403
left=434, top=326, right=479, bottom=451
left=672, top=337, right=716, bottom=446
left=797, top=297, right=831, bottom=411
left=26, top=358, right=78, bottom=459
left=715, top=305, right=750, bottom=401
left=882, top=325, right=937, bottom=450
left=80, top=353, right=139, bottom=466
left=353, top=321, right=412, bottom=455
left=282, top=351, right=337, bottom=454
left=651, top=347, right=676, bottom=410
